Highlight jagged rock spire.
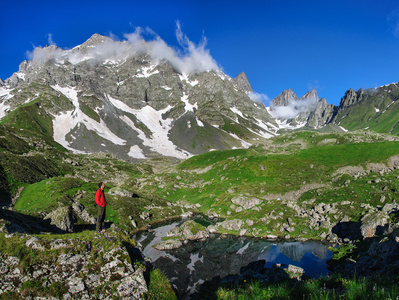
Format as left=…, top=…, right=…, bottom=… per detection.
left=233, top=72, right=253, bottom=93
left=300, top=89, right=319, bottom=102
left=271, top=89, right=298, bottom=107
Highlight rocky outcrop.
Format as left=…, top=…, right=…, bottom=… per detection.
left=271, top=89, right=299, bottom=107
left=233, top=72, right=252, bottom=93
left=329, top=234, right=399, bottom=278
left=44, top=206, right=75, bottom=232
left=231, top=196, right=262, bottom=210
left=72, top=202, right=96, bottom=224
left=42, top=201, right=95, bottom=233
left=0, top=231, right=148, bottom=299
left=360, top=210, right=390, bottom=239
left=307, top=98, right=336, bottom=128
left=218, top=219, right=244, bottom=231
left=338, top=88, right=364, bottom=110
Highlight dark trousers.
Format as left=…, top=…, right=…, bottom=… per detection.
left=96, top=205, right=106, bottom=231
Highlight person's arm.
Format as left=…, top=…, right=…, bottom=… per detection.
left=95, top=189, right=101, bottom=205
left=103, top=192, right=107, bottom=206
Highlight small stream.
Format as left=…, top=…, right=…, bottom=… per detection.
left=136, top=219, right=333, bottom=298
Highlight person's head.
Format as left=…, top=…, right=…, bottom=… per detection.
left=98, top=182, right=105, bottom=190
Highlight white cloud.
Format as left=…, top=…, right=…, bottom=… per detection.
left=26, top=45, right=64, bottom=65
left=270, top=95, right=318, bottom=119
left=248, top=91, right=270, bottom=105
left=47, top=33, right=56, bottom=46
left=27, top=22, right=220, bottom=76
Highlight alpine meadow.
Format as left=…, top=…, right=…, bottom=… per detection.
left=0, top=27, right=399, bottom=300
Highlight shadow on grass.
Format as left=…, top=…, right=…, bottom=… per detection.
left=0, top=208, right=58, bottom=234
left=191, top=259, right=309, bottom=300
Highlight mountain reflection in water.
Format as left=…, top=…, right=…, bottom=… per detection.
left=136, top=221, right=333, bottom=298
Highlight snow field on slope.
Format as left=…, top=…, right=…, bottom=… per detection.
left=51, top=85, right=126, bottom=153
left=108, top=95, right=191, bottom=159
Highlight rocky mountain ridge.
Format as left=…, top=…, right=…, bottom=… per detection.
left=269, top=82, right=399, bottom=134
left=0, top=34, right=278, bottom=161
left=1, top=33, right=399, bottom=162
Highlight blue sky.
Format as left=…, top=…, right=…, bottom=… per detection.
left=1, top=0, right=399, bottom=106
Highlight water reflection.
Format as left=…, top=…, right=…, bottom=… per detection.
left=136, top=222, right=333, bottom=298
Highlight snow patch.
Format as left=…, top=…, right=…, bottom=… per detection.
left=339, top=126, right=348, bottom=132
left=216, top=70, right=231, bottom=81
left=51, top=85, right=126, bottom=152
left=229, top=132, right=252, bottom=148
left=0, top=102, right=10, bottom=119
left=178, top=73, right=189, bottom=82
left=0, top=87, right=13, bottom=118
left=375, top=107, right=380, bottom=113
left=108, top=95, right=191, bottom=159
left=134, top=65, right=160, bottom=78
left=16, top=72, right=26, bottom=80
left=196, top=117, right=204, bottom=127
left=188, top=79, right=199, bottom=86
left=275, top=118, right=306, bottom=130
left=381, top=102, right=394, bottom=114
left=128, top=145, right=147, bottom=159
left=230, top=106, right=246, bottom=120
left=178, top=73, right=199, bottom=86
left=181, top=93, right=197, bottom=112
left=246, top=118, right=277, bottom=139
left=0, top=87, right=14, bottom=102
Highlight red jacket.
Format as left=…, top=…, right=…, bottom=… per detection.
left=95, top=188, right=107, bottom=207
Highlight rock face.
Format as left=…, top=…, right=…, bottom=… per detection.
left=0, top=34, right=278, bottom=161
left=233, top=72, right=253, bottom=93
left=269, top=89, right=321, bottom=127
left=332, top=201, right=399, bottom=242
left=268, top=81, right=399, bottom=133
left=307, top=98, right=336, bottom=128
left=271, top=89, right=299, bottom=107
left=360, top=211, right=390, bottom=239
left=231, top=196, right=262, bottom=210
left=44, top=206, right=75, bottom=232
left=329, top=233, right=399, bottom=278
left=338, top=88, right=364, bottom=110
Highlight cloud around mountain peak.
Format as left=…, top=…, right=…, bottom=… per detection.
left=26, top=21, right=220, bottom=76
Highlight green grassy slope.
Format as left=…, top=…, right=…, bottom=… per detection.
left=335, top=84, right=399, bottom=134
left=146, top=131, right=399, bottom=238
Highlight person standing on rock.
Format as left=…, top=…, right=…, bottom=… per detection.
left=95, top=182, right=107, bottom=233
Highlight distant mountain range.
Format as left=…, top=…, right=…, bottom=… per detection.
left=1, top=34, right=398, bottom=160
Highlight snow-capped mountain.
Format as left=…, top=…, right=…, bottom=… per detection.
left=1, top=33, right=398, bottom=161
left=0, top=34, right=278, bottom=160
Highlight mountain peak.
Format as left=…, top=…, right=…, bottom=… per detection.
left=74, top=34, right=114, bottom=53
left=271, top=89, right=298, bottom=107
left=300, top=89, right=319, bottom=102
left=233, top=72, right=253, bottom=93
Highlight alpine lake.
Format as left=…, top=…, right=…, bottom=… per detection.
left=135, top=216, right=334, bottom=299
